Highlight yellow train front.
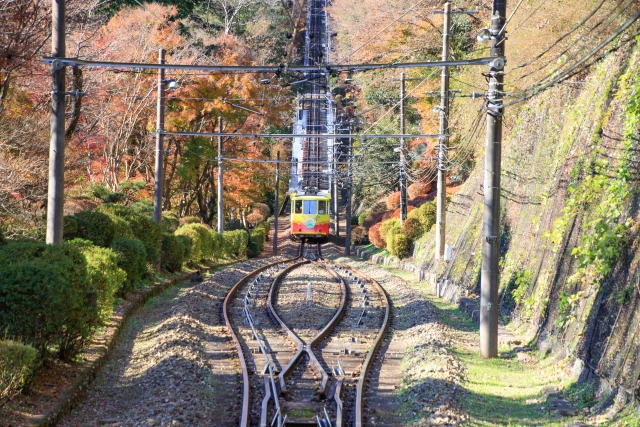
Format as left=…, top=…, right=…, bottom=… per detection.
left=290, top=191, right=331, bottom=240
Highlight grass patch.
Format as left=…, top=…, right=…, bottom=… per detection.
left=359, top=243, right=390, bottom=257
left=286, top=406, right=316, bottom=419
left=351, top=258, right=583, bottom=427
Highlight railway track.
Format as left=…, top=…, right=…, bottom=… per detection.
left=223, top=241, right=390, bottom=427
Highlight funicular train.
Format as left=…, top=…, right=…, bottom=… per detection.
left=290, top=189, right=331, bottom=240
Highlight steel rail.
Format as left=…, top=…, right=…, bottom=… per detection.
left=329, top=261, right=391, bottom=427
left=43, top=56, right=499, bottom=72
left=265, top=258, right=348, bottom=401
left=222, top=252, right=302, bottom=427
left=306, top=261, right=348, bottom=397
left=266, top=260, right=308, bottom=394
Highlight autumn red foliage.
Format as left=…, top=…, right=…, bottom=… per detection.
left=408, top=182, right=432, bottom=199
left=386, top=192, right=401, bottom=210
left=368, top=223, right=385, bottom=248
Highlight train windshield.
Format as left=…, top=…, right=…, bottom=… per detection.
left=294, top=200, right=303, bottom=214
left=318, top=201, right=326, bottom=214
left=303, top=200, right=317, bottom=214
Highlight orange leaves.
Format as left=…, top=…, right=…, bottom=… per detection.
left=96, top=4, right=183, bottom=62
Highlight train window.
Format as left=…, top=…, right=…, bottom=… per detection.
left=303, top=200, right=317, bottom=214
left=318, top=201, right=326, bottom=214
left=294, top=200, right=303, bottom=214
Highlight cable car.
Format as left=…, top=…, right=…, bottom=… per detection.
left=290, top=190, right=331, bottom=240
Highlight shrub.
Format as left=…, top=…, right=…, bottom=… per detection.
left=63, top=216, right=78, bottom=238
left=223, top=230, right=249, bottom=257
left=0, top=340, right=38, bottom=401
left=258, top=222, right=270, bottom=241
left=224, top=219, right=245, bottom=231
left=175, top=234, right=192, bottom=262
left=358, top=211, right=371, bottom=227
left=351, top=226, right=368, bottom=244
left=110, top=216, right=134, bottom=240
left=253, top=203, right=271, bottom=218
left=72, top=210, right=117, bottom=248
left=246, top=212, right=265, bottom=227
left=180, top=216, right=201, bottom=225
left=209, top=229, right=223, bottom=258
left=402, top=217, right=423, bottom=240
left=161, top=212, right=180, bottom=233
left=383, top=220, right=402, bottom=254
left=369, top=223, right=384, bottom=249
left=175, top=223, right=214, bottom=263
left=110, top=238, right=147, bottom=293
left=0, top=242, right=98, bottom=359
left=96, top=204, right=162, bottom=265
left=380, top=219, right=400, bottom=245
left=389, top=232, right=412, bottom=258
left=407, top=182, right=432, bottom=199
left=246, top=240, right=260, bottom=258
left=351, top=214, right=359, bottom=225
left=247, top=226, right=268, bottom=258
left=386, top=191, right=401, bottom=210
left=408, top=201, right=437, bottom=231
left=161, top=233, right=184, bottom=273
left=69, top=239, right=125, bottom=324
left=363, top=211, right=384, bottom=228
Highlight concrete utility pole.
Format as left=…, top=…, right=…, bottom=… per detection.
left=399, top=72, right=407, bottom=225
left=344, top=133, right=353, bottom=256
left=46, top=0, right=66, bottom=244
left=435, top=2, right=451, bottom=260
left=217, top=117, right=224, bottom=234
left=273, top=151, right=280, bottom=255
left=153, top=48, right=165, bottom=224
left=480, top=0, right=507, bottom=359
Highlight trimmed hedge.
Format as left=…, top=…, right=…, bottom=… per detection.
left=162, top=212, right=180, bottom=233
left=96, top=204, right=162, bottom=265
left=111, top=238, right=147, bottom=293
left=369, top=223, right=384, bottom=249
left=111, top=216, right=134, bottom=240
left=180, top=216, right=201, bottom=225
left=383, top=220, right=402, bottom=255
left=0, top=242, right=97, bottom=359
left=408, top=201, right=436, bottom=232
left=253, top=203, right=271, bottom=218
left=247, top=223, right=269, bottom=258
left=69, top=239, right=125, bottom=323
left=161, top=233, right=184, bottom=273
left=358, top=211, right=370, bottom=227
left=70, top=210, right=117, bottom=248
left=386, top=191, right=401, bottom=210
left=351, top=226, right=368, bottom=245
left=63, top=216, right=78, bottom=238
left=402, top=217, right=423, bottom=240
left=175, top=223, right=214, bottom=264
left=389, top=232, right=411, bottom=258
left=223, top=230, right=249, bottom=257
left=0, top=340, right=38, bottom=401
left=175, top=234, right=193, bottom=263
left=379, top=219, right=399, bottom=249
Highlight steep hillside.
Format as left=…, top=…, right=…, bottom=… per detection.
left=417, top=41, right=640, bottom=409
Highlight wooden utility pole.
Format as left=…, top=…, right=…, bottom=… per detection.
left=480, top=0, right=507, bottom=359
left=153, top=48, right=165, bottom=224
left=273, top=151, right=280, bottom=254
left=217, top=117, right=224, bottom=234
left=46, top=0, right=66, bottom=244
left=399, top=72, right=407, bottom=225
left=435, top=2, right=451, bottom=259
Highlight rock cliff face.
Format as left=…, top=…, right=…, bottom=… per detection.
left=414, top=42, right=640, bottom=407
